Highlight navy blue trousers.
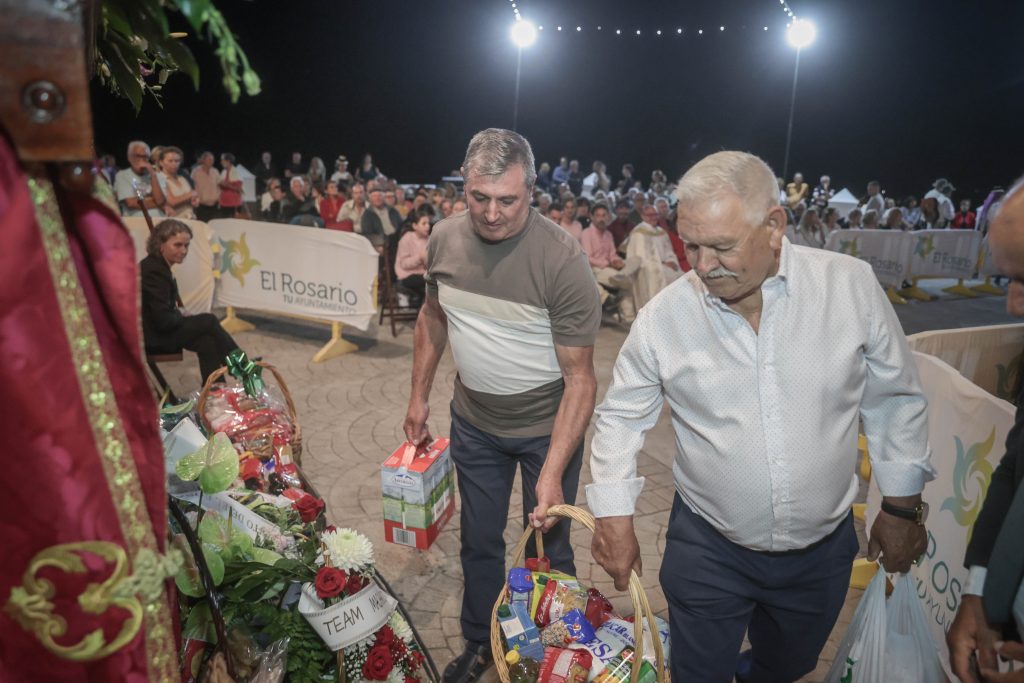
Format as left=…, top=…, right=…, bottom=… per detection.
left=449, top=409, right=584, bottom=645
left=659, top=495, right=858, bottom=683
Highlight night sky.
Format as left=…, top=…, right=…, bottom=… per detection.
left=91, top=0, right=1024, bottom=203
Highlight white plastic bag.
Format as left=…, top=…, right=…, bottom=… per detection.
left=825, top=569, right=887, bottom=683
left=884, top=574, right=946, bottom=683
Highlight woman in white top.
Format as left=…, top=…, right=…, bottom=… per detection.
left=795, top=206, right=826, bottom=248
left=156, top=146, right=198, bottom=219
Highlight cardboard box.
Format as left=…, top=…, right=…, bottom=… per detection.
left=381, top=438, right=454, bottom=549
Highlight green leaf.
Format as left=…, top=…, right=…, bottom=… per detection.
left=163, top=37, right=200, bottom=88
left=182, top=602, right=216, bottom=642
left=176, top=0, right=212, bottom=32
left=176, top=432, right=239, bottom=494
left=102, top=41, right=143, bottom=112
left=175, top=543, right=225, bottom=598
left=250, top=547, right=283, bottom=565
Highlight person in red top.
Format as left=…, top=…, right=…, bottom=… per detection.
left=607, top=199, right=634, bottom=248
left=952, top=198, right=977, bottom=229
left=319, top=180, right=349, bottom=230
left=218, top=152, right=244, bottom=217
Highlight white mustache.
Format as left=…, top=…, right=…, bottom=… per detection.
left=703, top=267, right=738, bottom=280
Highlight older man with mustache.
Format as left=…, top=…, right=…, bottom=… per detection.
left=585, top=151, right=936, bottom=683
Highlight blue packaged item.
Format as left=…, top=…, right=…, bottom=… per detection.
left=508, top=568, right=534, bottom=606
left=541, top=608, right=597, bottom=646
left=497, top=602, right=546, bottom=661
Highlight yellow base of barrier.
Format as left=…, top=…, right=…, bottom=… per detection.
left=886, top=287, right=907, bottom=305
left=221, top=306, right=255, bottom=334
left=972, top=278, right=1006, bottom=296
left=852, top=503, right=866, bottom=521
left=850, top=557, right=880, bottom=590
left=943, top=279, right=979, bottom=298
left=899, top=285, right=934, bottom=301
left=312, top=322, right=358, bottom=363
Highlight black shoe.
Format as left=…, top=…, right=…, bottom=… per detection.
left=443, top=641, right=492, bottom=683
left=602, top=291, right=623, bottom=313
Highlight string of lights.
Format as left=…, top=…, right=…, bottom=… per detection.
left=506, top=0, right=799, bottom=35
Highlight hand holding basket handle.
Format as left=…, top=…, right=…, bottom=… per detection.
left=491, top=504, right=666, bottom=683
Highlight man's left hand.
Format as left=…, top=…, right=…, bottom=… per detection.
left=980, top=641, right=1024, bottom=682
left=530, top=473, right=564, bottom=532
left=867, top=511, right=927, bottom=573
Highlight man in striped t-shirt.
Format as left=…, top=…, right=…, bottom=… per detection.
left=404, top=129, right=601, bottom=683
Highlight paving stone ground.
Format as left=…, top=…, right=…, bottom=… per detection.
left=159, top=281, right=1012, bottom=683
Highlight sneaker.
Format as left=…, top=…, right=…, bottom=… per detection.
left=443, top=641, right=492, bottom=683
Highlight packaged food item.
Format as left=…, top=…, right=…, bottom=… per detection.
left=592, top=647, right=657, bottom=683
left=505, top=649, right=541, bottom=683
left=497, top=602, right=546, bottom=661
left=509, top=567, right=535, bottom=606
left=540, top=609, right=597, bottom=646
left=537, top=647, right=592, bottom=683
left=525, top=556, right=551, bottom=572
left=527, top=570, right=573, bottom=621
left=570, top=617, right=671, bottom=679
left=585, top=587, right=615, bottom=628
left=535, top=577, right=589, bottom=628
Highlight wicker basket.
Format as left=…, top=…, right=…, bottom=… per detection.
left=197, top=360, right=303, bottom=466
left=489, top=504, right=666, bottom=683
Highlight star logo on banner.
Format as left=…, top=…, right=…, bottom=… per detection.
left=914, top=235, right=935, bottom=259
left=838, top=239, right=860, bottom=258
left=218, top=233, right=260, bottom=286
left=940, top=428, right=995, bottom=544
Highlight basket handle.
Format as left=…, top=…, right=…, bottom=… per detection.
left=196, top=360, right=299, bottom=433
left=490, top=504, right=665, bottom=683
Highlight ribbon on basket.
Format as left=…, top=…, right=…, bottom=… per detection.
left=225, top=349, right=265, bottom=397
left=298, top=581, right=398, bottom=651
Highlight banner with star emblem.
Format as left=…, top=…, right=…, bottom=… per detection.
left=824, top=229, right=912, bottom=287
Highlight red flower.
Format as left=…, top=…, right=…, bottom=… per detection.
left=362, top=644, right=394, bottom=680
left=315, top=567, right=347, bottom=599
left=293, top=494, right=325, bottom=523
left=376, top=625, right=396, bottom=646
left=345, top=572, right=367, bottom=596
left=325, top=524, right=337, bottom=533
left=406, top=677, right=419, bottom=683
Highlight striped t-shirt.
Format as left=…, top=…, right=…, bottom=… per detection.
left=426, top=208, right=602, bottom=437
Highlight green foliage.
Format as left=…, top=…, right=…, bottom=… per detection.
left=95, top=0, right=260, bottom=111
left=176, top=433, right=239, bottom=494
left=234, top=603, right=337, bottom=683
left=175, top=542, right=225, bottom=598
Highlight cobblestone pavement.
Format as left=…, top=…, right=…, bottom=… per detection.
left=159, top=286, right=1011, bottom=682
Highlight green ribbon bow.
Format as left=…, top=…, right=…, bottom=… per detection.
left=225, top=349, right=264, bottom=397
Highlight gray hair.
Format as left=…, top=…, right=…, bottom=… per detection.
left=146, top=219, right=192, bottom=257
left=461, top=128, right=537, bottom=188
left=675, top=151, right=779, bottom=225
left=127, top=140, right=150, bottom=158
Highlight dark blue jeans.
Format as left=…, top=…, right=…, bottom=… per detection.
left=449, top=409, right=584, bottom=645
left=659, top=495, right=858, bottom=683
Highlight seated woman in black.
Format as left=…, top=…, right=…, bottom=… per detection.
left=141, top=220, right=239, bottom=384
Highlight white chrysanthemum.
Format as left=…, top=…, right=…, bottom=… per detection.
left=389, top=611, right=414, bottom=643
left=323, top=527, right=374, bottom=570
left=386, top=668, right=405, bottom=683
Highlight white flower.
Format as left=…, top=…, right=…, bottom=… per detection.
left=389, top=611, right=414, bottom=643
left=323, top=528, right=374, bottom=571
left=386, top=669, right=405, bottom=683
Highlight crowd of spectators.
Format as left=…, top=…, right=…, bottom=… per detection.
left=103, top=141, right=1003, bottom=318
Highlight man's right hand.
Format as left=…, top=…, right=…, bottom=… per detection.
left=611, top=258, right=625, bottom=270
left=948, top=594, right=999, bottom=682
left=592, top=515, right=641, bottom=592
left=403, top=399, right=431, bottom=446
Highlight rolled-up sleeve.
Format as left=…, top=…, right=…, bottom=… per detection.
left=586, top=311, right=664, bottom=517
left=860, top=277, right=936, bottom=496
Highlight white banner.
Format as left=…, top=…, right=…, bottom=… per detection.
left=977, top=236, right=1002, bottom=278
left=866, top=351, right=1015, bottom=679
left=299, top=581, right=398, bottom=650
left=171, top=488, right=292, bottom=547
left=824, top=229, right=911, bottom=288
left=124, top=217, right=216, bottom=314
left=210, top=219, right=379, bottom=330
left=907, top=229, right=982, bottom=279
left=909, top=324, right=1024, bottom=401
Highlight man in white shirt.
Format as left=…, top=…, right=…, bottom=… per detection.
left=859, top=179, right=885, bottom=218
left=113, top=140, right=166, bottom=218
left=579, top=151, right=935, bottom=682
left=925, top=178, right=957, bottom=226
